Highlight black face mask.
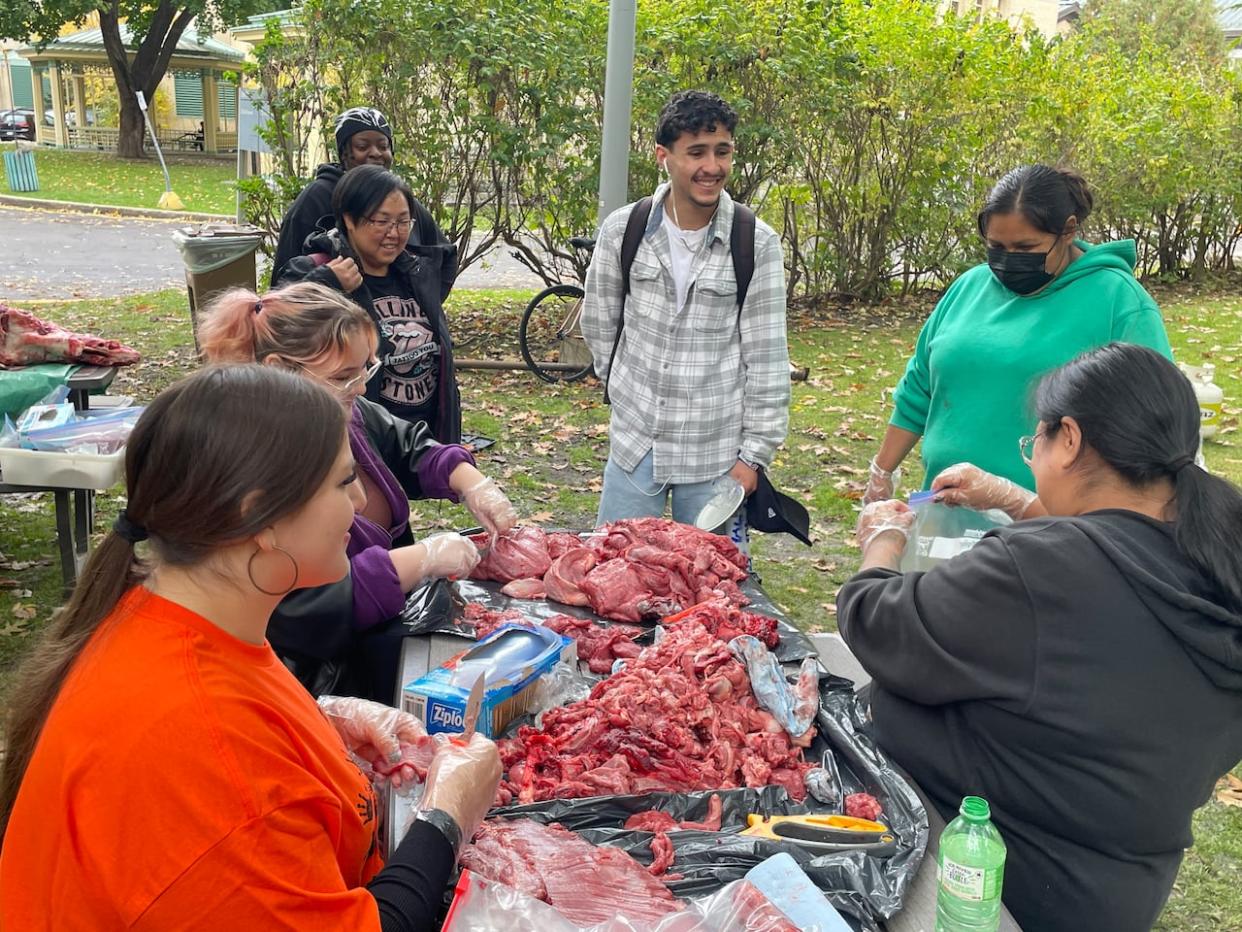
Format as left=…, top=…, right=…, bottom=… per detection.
left=986, top=245, right=1055, bottom=295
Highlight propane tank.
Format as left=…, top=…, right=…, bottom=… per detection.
left=1179, top=362, right=1224, bottom=440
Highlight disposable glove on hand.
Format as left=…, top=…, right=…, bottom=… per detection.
left=415, top=733, right=503, bottom=846
left=318, top=696, right=429, bottom=788
left=462, top=477, right=518, bottom=542
left=931, top=463, right=1037, bottom=521
left=862, top=457, right=901, bottom=506
left=856, top=500, right=915, bottom=552
left=418, top=532, right=482, bottom=581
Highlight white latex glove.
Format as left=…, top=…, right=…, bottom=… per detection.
left=856, top=499, right=915, bottom=552
left=317, top=696, right=428, bottom=789
left=862, top=457, right=901, bottom=505
left=931, top=463, right=1037, bottom=521
left=418, top=531, right=482, bottom=581
left=415, top=733, right=503, bottom=845
left=461, top=477, right=518, bottom=543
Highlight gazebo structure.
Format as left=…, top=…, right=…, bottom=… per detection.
left=17, top=25, right=245, bottom=154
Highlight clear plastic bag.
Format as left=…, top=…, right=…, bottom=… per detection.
left=444, top=870, right=802, bottom=932
left=18, top=407, right=143, bottom=454
left=898, top=494, right=1011, bottom=573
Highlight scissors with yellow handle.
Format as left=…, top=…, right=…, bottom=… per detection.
left=740, top=813, right=899, bottom=858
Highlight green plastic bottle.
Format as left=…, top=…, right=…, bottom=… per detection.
left=935, top=796, right=1007, bottom=931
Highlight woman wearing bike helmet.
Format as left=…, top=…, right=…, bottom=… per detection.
left=277, top=165, right=462, bottom=444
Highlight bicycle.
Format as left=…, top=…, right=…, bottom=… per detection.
left=518, top=236, right=596, bottom=383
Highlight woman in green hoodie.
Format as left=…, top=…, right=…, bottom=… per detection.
left=863, top=165, right=1172, bottom=502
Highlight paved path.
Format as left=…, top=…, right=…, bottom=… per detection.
left=0, top=205, right=544, bottom=301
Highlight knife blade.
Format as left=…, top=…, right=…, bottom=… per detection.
left=460, top=673, right=485, bottom=741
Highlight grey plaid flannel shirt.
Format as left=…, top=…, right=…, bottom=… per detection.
left=582, top=185, right=790, bottom=485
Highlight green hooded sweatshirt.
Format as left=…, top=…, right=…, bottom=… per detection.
left=891, top=240, right=1172, bottom=491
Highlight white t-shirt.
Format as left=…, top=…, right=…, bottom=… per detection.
left=662, top=210, right=710, bottom=313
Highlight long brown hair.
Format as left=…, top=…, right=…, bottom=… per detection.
left=0, top=365, right=346, bottom=839
left=197, top=281, right=377, bottom=369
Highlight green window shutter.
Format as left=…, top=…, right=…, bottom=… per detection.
left=10, top=60, right=33, bottom=110
left=218, top=82, right=236, bottom=119
left=174, top=72, right=203, bottom=118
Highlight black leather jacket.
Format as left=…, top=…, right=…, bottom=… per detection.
left=269, top=399, right=440, bottom=700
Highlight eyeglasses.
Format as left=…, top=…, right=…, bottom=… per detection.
left=1018, top=430, right=1045, bottom=467
left=332, top=357, right=384, bottom=393
left=363, top=216, right=413, bottom=235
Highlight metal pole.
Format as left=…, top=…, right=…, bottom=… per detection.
left=596, top=0, right=637, bottom=227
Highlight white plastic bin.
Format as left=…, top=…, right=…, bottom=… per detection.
left=0, top=446, right=125, bottom=489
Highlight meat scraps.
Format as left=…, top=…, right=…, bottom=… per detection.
left=844, top=792, right=884, bottom=822
left=470, top=519, right=754, bottom=623
left=465, top=604, right=643, bottom=675
left=542, top=613, right=643, bottom=674
left=460, top=818, right=683, bottom=924
left=662, top=599, right=780, bottom=650
left=0, top=305, right=141, bottom=368
left=497, top=620, right=814, bottom=806
left=623, top=794, right=724, bottom=834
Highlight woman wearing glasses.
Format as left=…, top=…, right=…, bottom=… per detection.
left=861, top=165, right=1173, bottom=504
left=199, top=282, right=517, bottom=700
left=842, top=344, right=1242, bottom=931
left=278, top=164, right=462, bottom=444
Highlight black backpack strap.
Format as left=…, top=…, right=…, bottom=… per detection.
left=604, top=196, right=653, bottom=405
left=730, top=202, right=756, bottom=315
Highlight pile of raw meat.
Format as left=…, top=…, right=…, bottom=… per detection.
left=0, top=305, right=140, bottom=368
left=496, top=618, right=815, bottom=807
left=471, top=519, right=752, bottom=623
left=461, top=819, right=683, bottom=924
left=465, top=604, right=644, bottom=675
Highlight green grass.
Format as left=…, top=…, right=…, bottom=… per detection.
left=0, top=143, right=236, bottom=215
left=1, top=281, right=1239, bottom=926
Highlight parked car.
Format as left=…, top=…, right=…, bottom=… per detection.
left=0, top=109, right=37, bottom=141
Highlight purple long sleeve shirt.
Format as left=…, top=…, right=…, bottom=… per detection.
left=346, top=404, right=474, bottom=630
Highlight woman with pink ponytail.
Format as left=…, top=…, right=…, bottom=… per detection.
left=200, top=282, right=518, bottom=700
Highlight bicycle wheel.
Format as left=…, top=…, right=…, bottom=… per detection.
left=519, top=284, right=595, bottom=383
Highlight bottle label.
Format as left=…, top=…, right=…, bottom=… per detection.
left=939, top=857, right=1001, bottom=902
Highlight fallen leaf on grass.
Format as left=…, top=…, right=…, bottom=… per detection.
left=1216, top=773, right=1242, bottom=808
left=12, top=603, right=37, bottom=620
left=528, top=510, right=555, bottom=523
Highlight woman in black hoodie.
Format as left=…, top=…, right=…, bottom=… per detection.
left=277, top=165, right=461, bottom=443
left=839, top=343, right=1242, bottom=932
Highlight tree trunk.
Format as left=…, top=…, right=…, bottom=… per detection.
left=117, top=95, right=146, bottom=159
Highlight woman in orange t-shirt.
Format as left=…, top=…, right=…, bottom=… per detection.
left=0, top=365, right=501, bottom=931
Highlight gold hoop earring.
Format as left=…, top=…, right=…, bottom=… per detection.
left=247, top=546, right=300, bottom=596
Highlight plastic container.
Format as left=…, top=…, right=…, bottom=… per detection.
left=936, top=796, right=1007, bottom=932
left=0, top=445, right=125, bottom=489
left=899, top=496, right=1011, bottom=573
left=1179, top=362, right=1223, bottom=440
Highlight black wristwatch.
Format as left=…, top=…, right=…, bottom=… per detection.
left=411, top=807, right=464, bottom=858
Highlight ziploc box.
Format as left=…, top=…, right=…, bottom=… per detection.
left=402, top=623, right=575, bottom=737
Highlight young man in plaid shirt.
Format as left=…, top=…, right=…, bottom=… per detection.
left=582, top=90, right=790, bottom=539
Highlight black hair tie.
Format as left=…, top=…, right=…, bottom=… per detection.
left=1169, top=455, right=1195, bottom=475
left=113, top=511, right=149, bottom=544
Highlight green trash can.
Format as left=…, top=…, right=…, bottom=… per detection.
left=2, top=150, right=39, bottom=193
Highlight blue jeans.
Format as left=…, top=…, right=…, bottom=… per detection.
left=597, top=450, right=749, bottom=554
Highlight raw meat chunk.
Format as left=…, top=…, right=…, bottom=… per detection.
left=460, top=819, right=683, bottom=923
left=1, top=305, right=140, bottom=368
left=501, top=577, right=547, bottom=600
left=544, top=548, right=597, bottom=606
left=471, top=526, right=552, bottom=582
left=844, top=792, right=884, bottom=822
